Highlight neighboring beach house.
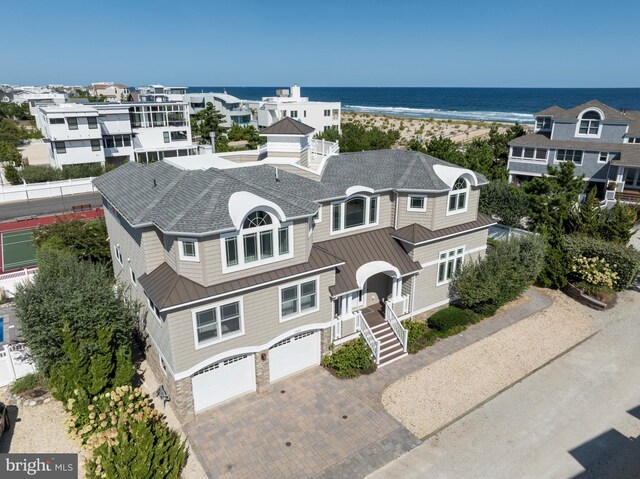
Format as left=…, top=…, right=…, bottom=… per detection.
left=93, top=118, right=494, bottom=420
left=36, top=101, right=198, bottom=168
left=507, top=100, right=640, bottom=202
left=89, top=82, right=129, bottom=102
left=185, top=92, right=253, bottom=128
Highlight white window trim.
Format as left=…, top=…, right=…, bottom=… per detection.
left=313, top=207, right=322, bottom=224
left=575, top=110, right=603, bottom=139
left=330, top=195, right=380, bottom=235
left=510, top=146, right=548, bottom=164
left=114, top=244, right=123, bottom=266
left=436, top=246, right=465, bottom=286
left=446, top=181, right=469, bottom=217
left=555, top=149, right=583, bottom=165
left=146, top=292, right=163, bottom=323
left=598, top=151, right=610, bottom=163
left=279, top=276, right=320, bottom=322
left=407, top=195, right=427, bottom=212
left=191, top=297, right=245, bottom=350
left=178, top=237, right=200, bottom=262
left=220, top=220, right=294, bottom=274
left=159, top=351, right=168, bottom=375
left=129, top=265, right=137, bottom=288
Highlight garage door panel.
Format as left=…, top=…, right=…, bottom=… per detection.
left=192, top=354, right=256, bottom=412
left=270, top=331, right=320, bottom=382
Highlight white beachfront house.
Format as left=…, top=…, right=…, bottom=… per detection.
left=246, top=85, right=341, bottom=133
left=36, top=101, right=198, bottom=168
left=10, top=86, right=68, bottom=115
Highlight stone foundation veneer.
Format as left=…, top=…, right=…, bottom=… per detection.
left=145, top=340, right=195, bottom=422
left=321, top=327, right=332, bottom=356
left=255, top=349, right=271, bottom=394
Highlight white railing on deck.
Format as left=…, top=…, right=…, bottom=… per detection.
left=355, top=310, right=380, bottom=364
left=385, top=300, right=408, bottom=353
left=309, top=139, right=339, bottom=165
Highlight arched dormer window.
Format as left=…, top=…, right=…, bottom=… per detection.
left=447, top=177, right=469, bottom=214
left=578, top=110, right=602, bottom=136
left=222, top=209, right=293, bottom=272
left=330, top=194, right=379, bottom=233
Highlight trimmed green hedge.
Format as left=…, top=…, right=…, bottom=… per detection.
left=403, top=320, right=439, bottom=353
left=321, top=338, right=376, bottom=378
left=428, top=306, right=479, bottom=331
left=565, top=235, right=640, bottom=291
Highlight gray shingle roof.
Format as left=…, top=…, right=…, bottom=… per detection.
left=320, top=150, right=488, bottom=194
left=509, top=133, right=640, bottom=167
left=94, top=150, right=489, bottom=234
left=260, top=117, right=315, bottom=136
left=535, top=100, right=633, bottom=123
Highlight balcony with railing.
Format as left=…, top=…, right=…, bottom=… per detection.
left=309, top=138, right=339, bottom=169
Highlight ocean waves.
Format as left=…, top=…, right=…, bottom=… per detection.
left=343, top=104, right=535, bottom=124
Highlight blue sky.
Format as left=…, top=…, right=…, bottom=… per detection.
left=2, top=0, right=639, bottom=87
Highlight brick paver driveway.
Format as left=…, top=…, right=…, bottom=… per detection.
left=183, top=289, right=551, bottom=479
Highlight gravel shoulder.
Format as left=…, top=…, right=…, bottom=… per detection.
left=382, top=289, right=596, bottom=438
left=0, top=387, right=85, bottom=477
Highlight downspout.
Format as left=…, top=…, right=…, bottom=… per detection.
left=411, top=271, right=416, bottom=318
left=394, top=191, right=399, bottom=230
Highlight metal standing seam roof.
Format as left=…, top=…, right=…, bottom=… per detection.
left=393, top=214, right=496, bottom=245
left=312, top=227, right=422, bottom=297
left=259, top=117, right=316, bottom=136
left=139, top=247, right=344, bottom=310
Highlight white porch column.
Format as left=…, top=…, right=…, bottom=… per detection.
left=617, top=167, right=625, bottom=191
left=392, top=277, right=402, bottom=300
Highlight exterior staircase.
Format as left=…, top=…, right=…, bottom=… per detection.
left=370, top=321, right=407, bottom=366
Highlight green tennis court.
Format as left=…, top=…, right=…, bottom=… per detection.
left=1, top=229, right=37, bottom=271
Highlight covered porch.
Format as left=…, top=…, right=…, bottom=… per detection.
left=611, top=164, right=640, bottom=204
left=313, top=228, right=421, bottom=366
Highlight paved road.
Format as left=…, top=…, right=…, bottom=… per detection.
left=0, top=192, right=102, bottom=222
left=368, top=288, right=640, bottom=479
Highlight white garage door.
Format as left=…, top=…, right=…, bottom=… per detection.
left=192, top=354, right=256, bottom=412
left=269, top=331, right=320, bottom=382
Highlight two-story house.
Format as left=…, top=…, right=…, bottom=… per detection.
left=507, top=100, right=640, bottom=201
left=93, top=118, right=494, bottom=420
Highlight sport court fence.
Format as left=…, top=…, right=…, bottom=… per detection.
left=0, top=177, right=97, bottom=204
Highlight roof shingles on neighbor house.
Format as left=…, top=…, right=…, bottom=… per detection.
left=259, top=116, right=316, bottom=136
left=93, top=150, right=489, bottom=235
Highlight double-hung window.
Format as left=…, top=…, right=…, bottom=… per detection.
left=535, top=117, right=551, bottom=131
left=178, top=238, right=199, bottom=261
left=577, top=111, right=601, bottom=136
left=67, top=117, right=78, bottom=130
left=194, top=300, right=243, bottom=346
left=280, top=279, right=318, bottom=321
left=114, top=244, right=123, bottom=265
left=408, top=195, right=427, bottom=212
left=87, top=117, right=98, bottom=129
left=598, top=152, right=609, bottom=163
left=91, top=139, right=101, bottom=151
left=556, top=149, right=583, bottom=165
left=447, top=178, right=469, bottom=214
left=330, top=195, right=379, bottom=233
left=54, top=141, right=66, bottom=154
left=437, top=248, right=464, bottom=285
left=222, top=211, right=292, bottom=271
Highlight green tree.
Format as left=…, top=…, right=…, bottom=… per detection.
left=0, top=140, right=22, bottom=165
left=479, top=181, right=531, bottom=228
left=600, top=203, right=637, bottom=244
left=2, top=162, right=21, bottom=184
left=34, top=218, right=111, bottom=267
left=13, top=248, right=136, bottom=375
left=574, top=187, right=602, bottom=237
left=315, top=123, right=400, bottom=152
left=191, top=102, right=227, bottom=144
left=425, top=136, right=465, bottom=165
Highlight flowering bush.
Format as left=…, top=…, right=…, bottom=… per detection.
left=66, top=385, right=186, bottom=479
left=571, top=256, right=619, bottom=289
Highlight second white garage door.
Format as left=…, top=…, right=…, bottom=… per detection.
left=192, top=354, right=256, bottom=413
left=269, top=331, right=321, bottom=382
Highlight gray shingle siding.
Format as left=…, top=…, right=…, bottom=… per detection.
left=551, top=121, right=627, bottom=143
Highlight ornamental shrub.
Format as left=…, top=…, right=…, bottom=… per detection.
left=403, top=320, right=439, bottom=353
left=570, top=256, right=619, bottom=290
left=565, top=235, right=640, bottom=291
left=428, top=306, right=477, bottom=331
left=451, top=235, right=546, bottom=314
left=321, top=337, right=376, bottom=378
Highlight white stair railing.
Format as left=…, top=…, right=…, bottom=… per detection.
left=356, top=311, right=380, bottom=364
left=385, top=301, right=408, bottom=353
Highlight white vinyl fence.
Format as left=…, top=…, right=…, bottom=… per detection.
left=0, top=343, right=36, bottom=387
left=0, top=267, right=37, bottom=298
left=0, top=177, right=96, bottom=204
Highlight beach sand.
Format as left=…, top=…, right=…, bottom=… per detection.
left=342, top=112, right=529, bottom=148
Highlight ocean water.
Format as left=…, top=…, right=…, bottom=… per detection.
left=187, top=87, right=640, bottom=124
